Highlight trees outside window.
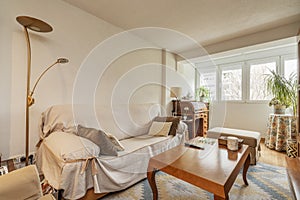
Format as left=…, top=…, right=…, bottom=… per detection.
left=249, top=61, right=276, bottom=100
left=221, top=67, right=242, bottom=100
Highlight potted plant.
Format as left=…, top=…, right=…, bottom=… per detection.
left=265, top=70, right=297, bottom=115
left=196, top=86, right=210, bottom=102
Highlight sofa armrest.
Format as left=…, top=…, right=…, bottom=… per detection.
left=43, top=131, right=100, bottom=161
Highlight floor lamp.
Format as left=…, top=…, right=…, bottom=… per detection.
left=16, top=16, right=69, bottom=166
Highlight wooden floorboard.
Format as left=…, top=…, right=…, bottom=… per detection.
left=259, top=139, right=287, bottom=167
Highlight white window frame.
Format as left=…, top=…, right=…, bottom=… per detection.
left=219, top=62, right=244, bottom=102
left=246, top=56, right=279, bottom=103
left=197, top=66, right=218, bottom=101
left=191, top=37, right=298, bottom=103
left=281, top=54, right=297, bottom=78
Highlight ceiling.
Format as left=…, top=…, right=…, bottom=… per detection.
left=63, top=0, right=300, bottom=51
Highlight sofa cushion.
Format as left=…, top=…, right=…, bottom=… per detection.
left=153, top=116, right=180, bottom=136
left=106, top=133, right=125, bottom=151
left=77, top=125, right=118, bottom=156
left=148, top=121, right=173, bottom=137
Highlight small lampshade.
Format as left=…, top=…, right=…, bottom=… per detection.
left=170, top=87, right=182, bottom=99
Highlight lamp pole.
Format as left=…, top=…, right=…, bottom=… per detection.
left=24, top=26, right=31, bottom=166
left=16, top=16, right=68, bottom=166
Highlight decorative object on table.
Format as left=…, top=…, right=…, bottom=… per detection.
left=286, top=139, right=298, bottom=158
left=16, top=16, right=69, bottom=166
left=185, top=136, right=217, bottom=150
left=218, top=136, right=243, bottom=149
left=227, top=136, right=239, bottom=151
left=265, top=69, right=297, bottom=115
left=181, top=91, right=193, bottom=100
left=183, top=106, right=189, bottom=120
left=196, top=86, right=210, bottom=102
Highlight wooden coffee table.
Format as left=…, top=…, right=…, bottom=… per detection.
left=147, top=143, right=250, bottom=200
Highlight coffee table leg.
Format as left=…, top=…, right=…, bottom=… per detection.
left=147, top=168, right=158, bottom=200
left=243, top=154, right=250, bottom=186
left=214, top=194, right=228, bottom=200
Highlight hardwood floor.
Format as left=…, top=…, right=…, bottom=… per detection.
left=259, top=139, right=287, bottom=167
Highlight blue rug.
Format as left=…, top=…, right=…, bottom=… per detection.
left=101, top=162, right=292, bottom=200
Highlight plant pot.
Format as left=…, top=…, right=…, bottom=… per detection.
left=200, top=96, right=208, bottom=102
left=274, top=105, right=286, bottom=114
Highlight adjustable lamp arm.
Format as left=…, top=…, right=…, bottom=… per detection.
left=28, top=58, right=68, bottom=107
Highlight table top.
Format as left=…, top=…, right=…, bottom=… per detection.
left=149, top=142, right=250, bottom=195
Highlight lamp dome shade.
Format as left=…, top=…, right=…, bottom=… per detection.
left=16, top=16, right=53, bottom=32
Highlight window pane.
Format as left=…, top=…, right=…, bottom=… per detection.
left=199, top=71, right=216, bottom=100
left=250, top=62, right=276, bottom=100
left=284, top=59, right=297, bottom=79
left=221, top=68, right=242, bottom=100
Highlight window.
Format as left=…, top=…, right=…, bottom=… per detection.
left=198, top=69, right=217, bottom=100
left=249, top=61, right=276, bottom=100
left=221, top=64, right=242, bottom=101
left=284, top=58, right=297, bottom=79
left=192, top=38, right=298, bottom=103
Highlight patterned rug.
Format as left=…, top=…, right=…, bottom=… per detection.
left=101, top=162, right=292, bottom=200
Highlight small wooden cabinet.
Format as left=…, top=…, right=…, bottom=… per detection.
left=172, top=100, right=209, bottom=139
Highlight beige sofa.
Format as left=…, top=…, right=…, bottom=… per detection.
left=0, top=165, right=55, bottom=200
left=36, top=104, right=187, bottom=199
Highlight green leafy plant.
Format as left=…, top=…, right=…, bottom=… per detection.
left=265, top=69, right=297, bottom=115
left=196, top=86, right=210, bottom=102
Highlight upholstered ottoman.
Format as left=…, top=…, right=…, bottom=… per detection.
left=207, top=127, right=261, bottom=165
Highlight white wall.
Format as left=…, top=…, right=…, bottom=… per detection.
left=0, top=0, right=165, bottom=159
left=209, top=102, right=274, bottom=137
left=96, top=49, right=164, bottom=105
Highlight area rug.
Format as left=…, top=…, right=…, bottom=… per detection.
left=101, top=162, right=292, bottom=200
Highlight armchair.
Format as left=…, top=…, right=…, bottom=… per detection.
left=0, top=165, right=55, bottom=200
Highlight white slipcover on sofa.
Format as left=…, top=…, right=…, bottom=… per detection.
left=36, top=104, right=187, bottom=199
